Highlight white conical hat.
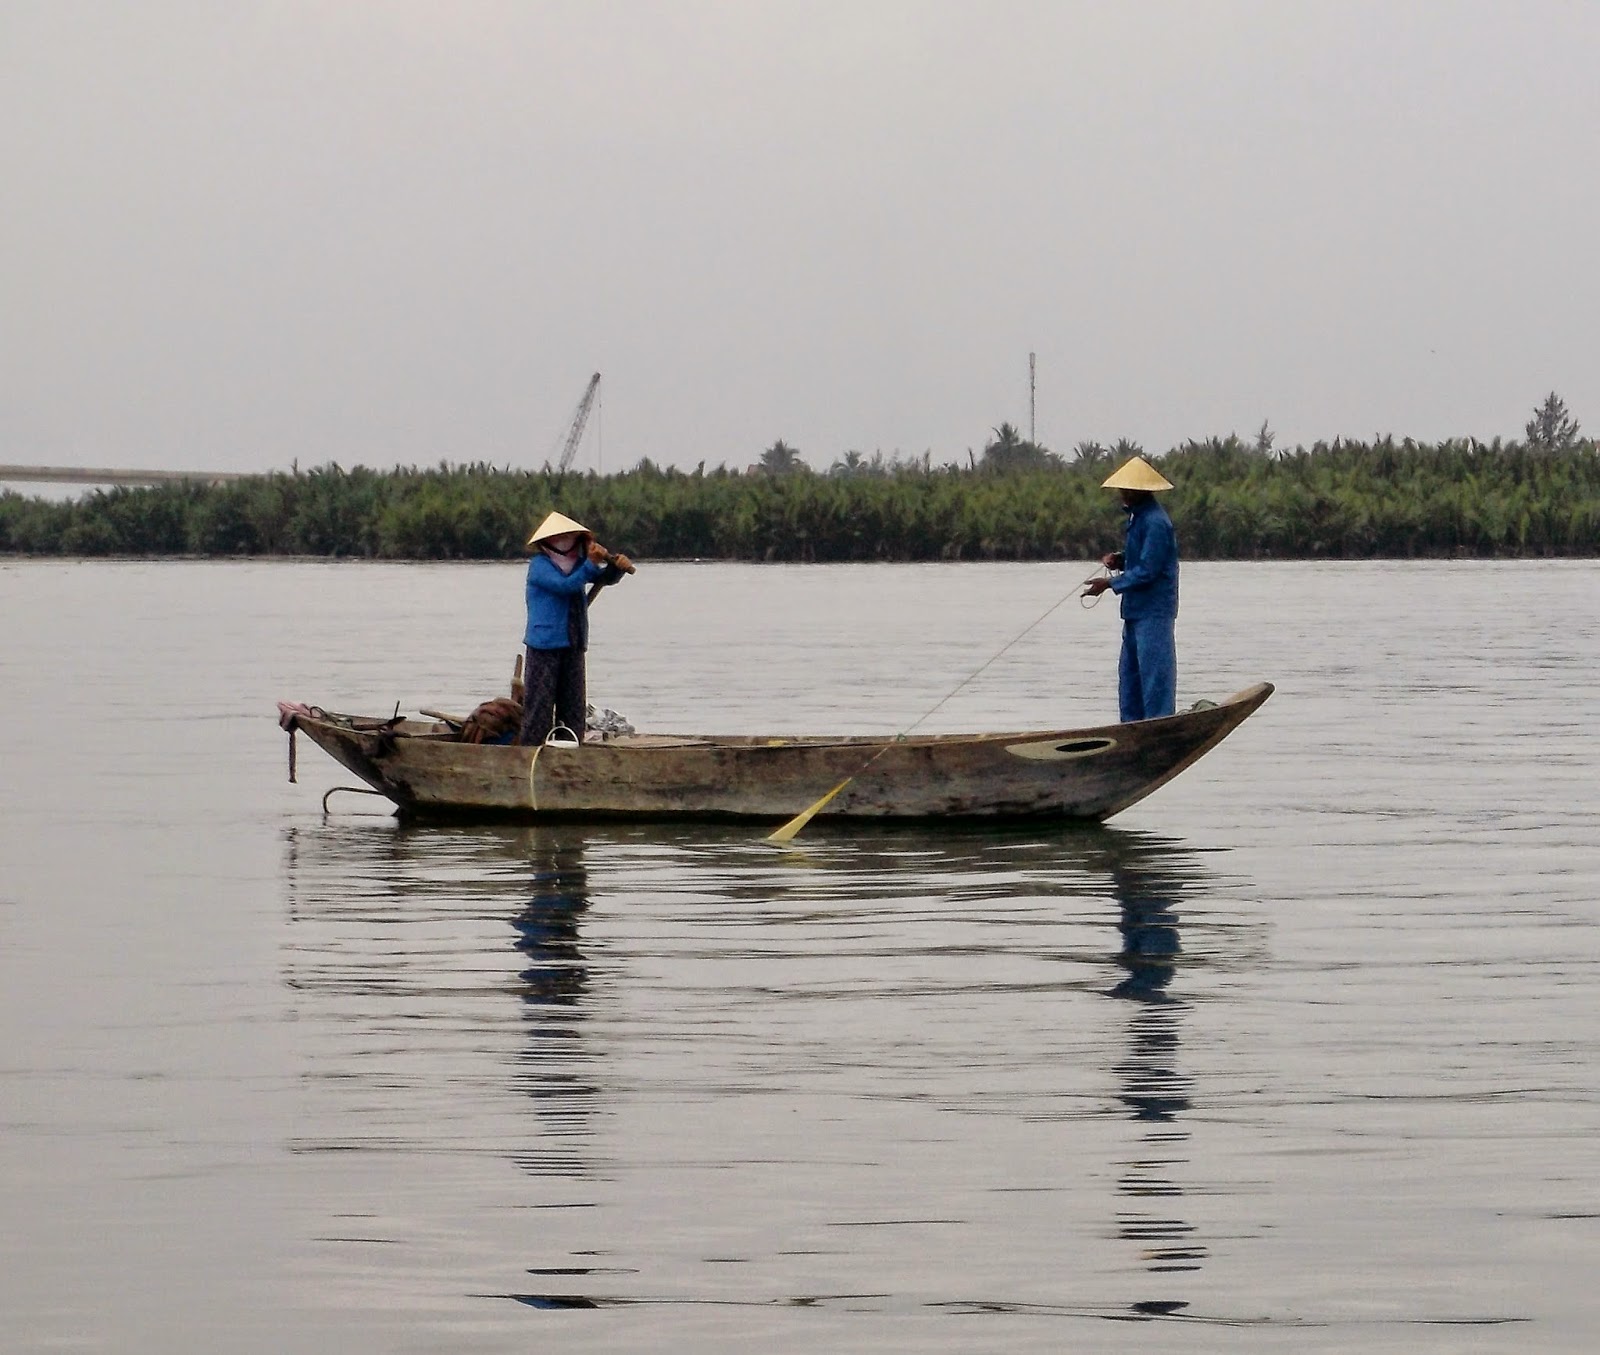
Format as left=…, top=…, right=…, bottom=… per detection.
left=526, top=511, right=592, bottom=547
left=1101, top=456, right=1173, bottom=492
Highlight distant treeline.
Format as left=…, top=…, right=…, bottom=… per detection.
left=4, top=436, right=1599, bottom=561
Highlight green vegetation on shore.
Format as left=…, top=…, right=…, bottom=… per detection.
left=5, top=428, right=1598, bottom=562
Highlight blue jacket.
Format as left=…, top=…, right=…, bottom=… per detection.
left=1111, top=497, right=1179, bottom=620
left=524, top=554, right=620, bottom=650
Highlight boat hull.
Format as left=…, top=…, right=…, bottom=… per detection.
left=283, top=683, right=1272, bottom=825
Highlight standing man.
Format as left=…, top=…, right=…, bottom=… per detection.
left=521, top=511, right=633, bottom=747
left=1084, top=456, right=1179, bottom=722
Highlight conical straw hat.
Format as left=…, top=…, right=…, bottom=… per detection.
left=526, top=510, right=592, bottom=547
left=1101, top=456, right=1173, bottom=492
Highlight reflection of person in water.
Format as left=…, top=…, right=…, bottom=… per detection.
left=1104, top=834, right=1205, bottom=1291
left=511, top=835, right=598, bottom=1178
left=1111, top=864, right=1181, bottom=1007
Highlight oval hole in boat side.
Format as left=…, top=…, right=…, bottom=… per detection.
left=1004, top=735, right=1118, bottom=762
left=1055, top=738, right=1113, bottom=754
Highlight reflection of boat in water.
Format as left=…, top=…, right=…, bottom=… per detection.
left=279, top=819, right=1257, bottom=1315
left=277, top=683, right=1272, bottom=825
left=281, top=821, right=611, bottom=1179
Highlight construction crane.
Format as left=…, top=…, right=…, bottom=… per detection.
left=551, top=372, right=602, bottom=474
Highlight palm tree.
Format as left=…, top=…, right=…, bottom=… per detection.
left=759, top=440, right=807, bottom=476
left=980, top=422, right=1059, bottom=473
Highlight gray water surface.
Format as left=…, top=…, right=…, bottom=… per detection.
left=1, top=559, right=1596, bottom=1352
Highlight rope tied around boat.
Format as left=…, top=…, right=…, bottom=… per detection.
left=276, top=701, right=326, bottom=783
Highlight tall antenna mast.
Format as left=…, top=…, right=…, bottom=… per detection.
left=1028, top=352, right=1036, bottom=444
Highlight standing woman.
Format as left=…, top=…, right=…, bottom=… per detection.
left=521, top=511, right=633, bottom=747
left=1084, top=456, right=1179, bottom=722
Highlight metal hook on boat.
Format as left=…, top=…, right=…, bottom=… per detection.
left=321, top=785, right=392, bottom=815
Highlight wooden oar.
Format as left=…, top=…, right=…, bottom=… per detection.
left=766, top=745, right=897, bottom=843
left=765, top=780, right=852, bottom=843
left=586, top=548, right=637, bottom=603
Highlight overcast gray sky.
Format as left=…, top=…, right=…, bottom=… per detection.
left=4, top=0, right=1597, bottom=474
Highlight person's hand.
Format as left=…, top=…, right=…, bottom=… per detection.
left=587, top=540, right=610, bottom=564
left=611, top=553, right=636, bottom=574
left=1084, top=576, right=1111, bottom=597
left=1101, top=551, right=1124, bottom=570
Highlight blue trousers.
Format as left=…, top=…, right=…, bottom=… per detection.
left=1118, top=616, right=1177, bottom=722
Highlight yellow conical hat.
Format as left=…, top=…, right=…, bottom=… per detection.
left=1101, top=456, right=1173, bottom=492
left=526, top=511, right=592, bottom=547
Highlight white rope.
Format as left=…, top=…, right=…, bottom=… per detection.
left=526, top=725, right=580, bottom=810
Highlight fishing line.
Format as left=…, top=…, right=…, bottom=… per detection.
left=766, top=564, right=1111, bottom=843
left=901, top=565, right=1110, bottom=739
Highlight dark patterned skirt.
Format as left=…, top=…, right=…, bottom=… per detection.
left=520, top=645, right=586, bottom=746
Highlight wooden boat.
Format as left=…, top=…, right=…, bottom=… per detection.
left=279, top=682, right=1272, bottom=825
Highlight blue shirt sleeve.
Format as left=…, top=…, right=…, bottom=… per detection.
left=527, top=555, right=604, bottom=596
left=1111, top=512, right=1175, bottom=594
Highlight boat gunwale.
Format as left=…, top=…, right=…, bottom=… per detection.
left=283, top=682, right=1273, bottom=824
left=293, top=682, right=1274, bottom=754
